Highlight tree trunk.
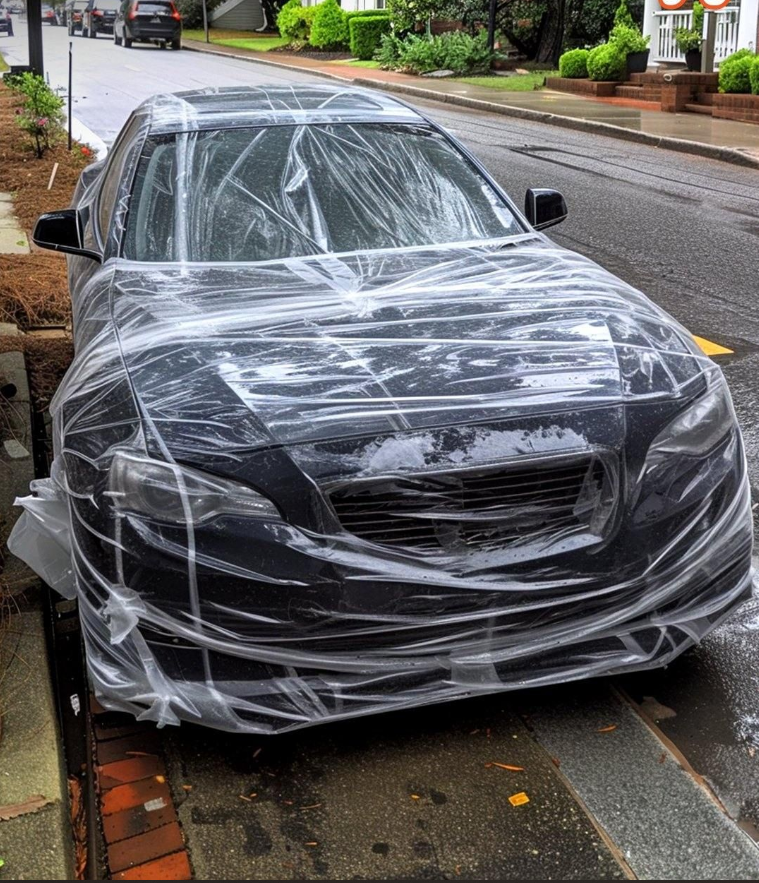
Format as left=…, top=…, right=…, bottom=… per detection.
left=534, top=0, right=567, bottom=65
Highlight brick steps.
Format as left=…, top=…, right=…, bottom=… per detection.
left=615, top=84, right=662, bottom=102
left=685, top=102, right=714, bottom=115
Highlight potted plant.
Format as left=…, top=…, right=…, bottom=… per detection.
left=675, top=2, right=704, bottom=72
left=609, top=22, right=651, bottom=77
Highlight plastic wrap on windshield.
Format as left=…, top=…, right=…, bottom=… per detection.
left=8, top=85, right=754, bottom=734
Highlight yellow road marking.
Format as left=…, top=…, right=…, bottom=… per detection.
left=693, top=335, right=733, bottom=356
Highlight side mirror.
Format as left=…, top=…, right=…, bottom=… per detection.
left=33, top=209, right=101, bottom=262
left=524, top=188, right=567, bottom=231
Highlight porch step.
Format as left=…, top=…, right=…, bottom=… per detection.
left=696, top=91, right=715, bottom=106
left=684, top=102, right=714, bottom=115
left=615, top=83, right=663, bottom=102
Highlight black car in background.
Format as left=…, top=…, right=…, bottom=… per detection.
left=0, top=5, right=13, bottom=36
left=81, top=0, right=118, bottom=36
left=65, top=0, right=89, bottom=33
left=16, top=86, right=753, bottom=735
left=114, top=0, right=181, bottom=49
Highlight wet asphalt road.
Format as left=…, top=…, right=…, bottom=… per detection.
left=3, top=20, right=759, bottom=877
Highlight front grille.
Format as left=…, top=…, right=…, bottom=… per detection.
left=327, top=455, right=613, bottom=554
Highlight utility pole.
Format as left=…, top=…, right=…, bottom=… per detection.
left=202, top=0, right=209, bottom=43
left=27, top=0, right=44, bottom=76
left=487, top=0, right=497, bottom=51
left=701, top=10, right=717, bottom=74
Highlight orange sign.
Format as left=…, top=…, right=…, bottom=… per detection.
left=658, top=0, right=729, bottom=8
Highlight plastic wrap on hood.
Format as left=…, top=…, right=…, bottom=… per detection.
left=8, top=85, right=753, bottom=734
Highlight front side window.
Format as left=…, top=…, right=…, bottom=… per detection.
left=124, top=123, right=521, bottom=263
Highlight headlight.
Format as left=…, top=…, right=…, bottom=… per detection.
left=107, top=451, right=280, bottom=525
left=646, top=374, right=735, bottom=465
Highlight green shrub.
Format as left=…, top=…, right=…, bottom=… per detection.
left=309, top=0, right=348, bottom=49
left=349, top=15, right=392, bottom=61
left=613, top=0, right=635, bottom=29
left=750, top=55, right=759, bottom=95
left=587, top=43, right=626, bottom=81
left=277, top=0, right=308, bottom=41
left=345, top=8, right=390, bottom=21
left=10, top=72, right=65, bottom=158
left=719, top=48, right=755, bottom=94
left=608, top=22, right=649, bottom=55
left=175, top=0, right=222, bottom=29
left=380, top=29, right=493, bottom=76
left=559, top=48, right=589, bottom=78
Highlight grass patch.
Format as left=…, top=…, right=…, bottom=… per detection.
left=183, top=29, right=289, bottom=51
left=453, top=71, right=558, bottom=91
left=339, top=59, right=381, bottom=68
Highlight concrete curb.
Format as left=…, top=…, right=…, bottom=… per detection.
left=183, top=43, right=759, bottom=170
left=71, top=116, right=109, bottom=160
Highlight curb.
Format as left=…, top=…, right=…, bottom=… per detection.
left=71, top=117, right=109, bottom=160
left=183, top=43, right=759, bottom=170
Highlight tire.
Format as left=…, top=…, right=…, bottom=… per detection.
left=171, top=38, right=181, bottom=50
left=114, top=30, right=121, bottom=45
left=89, top=24, right=97, bottom=37
left=124, top=34, right=132, bottom=48
left=82, top=25, right=88, bottom=37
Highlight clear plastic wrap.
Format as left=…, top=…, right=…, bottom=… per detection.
left=9, top=86, right=754, bottom=734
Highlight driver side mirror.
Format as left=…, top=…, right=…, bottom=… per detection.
left=524, top=189, right=567, bottom=231
left=33, top=209, right=101, bottom=262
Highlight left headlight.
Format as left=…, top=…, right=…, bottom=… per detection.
left=107, top=451, right=281, bottom=525
left=645, top=373, right=736, bottom=465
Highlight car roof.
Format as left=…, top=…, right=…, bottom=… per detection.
left=133, top=85, right=425, bottom=135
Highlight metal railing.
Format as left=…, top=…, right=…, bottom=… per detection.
left=653, top=7, right=741, bottom=64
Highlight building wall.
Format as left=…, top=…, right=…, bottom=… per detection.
left=211, top=0, right=265, bottom=30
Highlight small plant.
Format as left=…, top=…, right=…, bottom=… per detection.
left=378, top=30, right=493, bottom=76
left=559, top=48, right=590, bottom=78
left=587, top=43, right=626, bottom=81
left=349, top=15, right=392, bottom=61
left=719, top=48, right=755, bottom=94
left=613, top=0, right=636, bottom=29
left=309, top=0, right=348, bottom=50
left=750, top=55, right=759, bottom=95
left=10, top=72, right=65, bottom=158
left=608, top=23, right=649, bottom=56
left=675, top=1, right=704, bottom=55
left=376, top=31, right=406, bottom=66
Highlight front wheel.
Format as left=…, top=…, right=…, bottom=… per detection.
left=89, top=24, right=97, bottom=37
left=123, top=34, right=132, bottom=47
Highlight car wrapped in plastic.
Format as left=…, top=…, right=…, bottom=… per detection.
left=9, top=86, right=753, bottom=734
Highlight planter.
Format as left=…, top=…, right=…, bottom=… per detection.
left=685, top=49, right=702, bottom=72
left=626, top=49, right=649, bottom=77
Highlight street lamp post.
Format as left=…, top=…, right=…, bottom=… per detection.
left=202, top=0, right=209, bottom=43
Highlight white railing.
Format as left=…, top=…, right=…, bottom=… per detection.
left=653, top=7, right=741, bottom=64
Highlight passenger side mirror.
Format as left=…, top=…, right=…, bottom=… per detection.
left=33, top=209, right=102, bottom=262
left=524, top=188, right=567, bottom=231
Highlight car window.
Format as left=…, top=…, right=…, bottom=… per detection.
left=97, top=0, right=120, bottom=8
left=96, top=116, right=144, bottom=248
left=138, top=1, right=173, bottom=11
left=124, top=124, right=521, bottom=263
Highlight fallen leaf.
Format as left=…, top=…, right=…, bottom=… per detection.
left=283, top=799, right=294, bottom=806
left=597, top=725, right=617, bottom=733
left=0, top=795, right=52, bottom=821
left=300, top=803, right=322, bottom=810
left=305, top=841, right=319, bottom=847
left=658, top=753, right=667, bottom=764
left=508, top=791, right=530, bottom=807
left=550, top=757, right=561, bottom=768
left=182, top=785, right=193, bottom=792
left=239, top=795, right=252, bottom=802
left=410, top=794, right=421, bottom=800
left=250, top=792, right=258, bottom=799
left=489, top=763, right=525, bottom=772
left=749, top=746, right=756, bottom=758
left=155, top=775, right=166, bottom=784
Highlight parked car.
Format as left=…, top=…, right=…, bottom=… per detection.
left=0, top=6, right=13, bottom=35
left=65, top=0, right=88, bottom=33
left=114, top=0, right=181, bottom=49
left=15, top=86, right=753, bottom=735
left=7, top=3, right=22, bottom=13
left=81, top=0, right=118, bottom=36
left=41, top=3, right=59, bottom=23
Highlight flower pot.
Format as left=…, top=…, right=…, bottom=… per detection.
left=626, top=49, right=650, bottom=77
left=685, top=49, right=702, bottom=72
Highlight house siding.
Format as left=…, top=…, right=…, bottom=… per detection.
left=210, top=0, right=265, bottom=30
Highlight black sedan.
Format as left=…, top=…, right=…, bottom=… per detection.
left=114, top=0, right=181, bottom=49
left=12, top=86, right=752, bottom=735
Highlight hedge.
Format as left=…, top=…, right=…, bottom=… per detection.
left=587, top=43, right=626, bottom=81
left=719, top=48, right=755, bottom=94
left=309, top=0, right=348, bottom=49
left=558, top=48, right=589, bottom=78
left=349, top=15, right=392, bottom=61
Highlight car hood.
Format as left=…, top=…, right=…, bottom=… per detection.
left=87, top=241, right=706, bottom=463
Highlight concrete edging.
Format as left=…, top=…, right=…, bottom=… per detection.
left=183, top=43, right=759, bottom=170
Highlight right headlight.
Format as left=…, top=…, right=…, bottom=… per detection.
left=107, top=451, right=281, bottom=526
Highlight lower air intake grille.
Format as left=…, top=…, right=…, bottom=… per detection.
left=327, top=455, right=613, bottom=554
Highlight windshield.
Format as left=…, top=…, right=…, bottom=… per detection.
left=124, top=123, right=521, bottom=263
